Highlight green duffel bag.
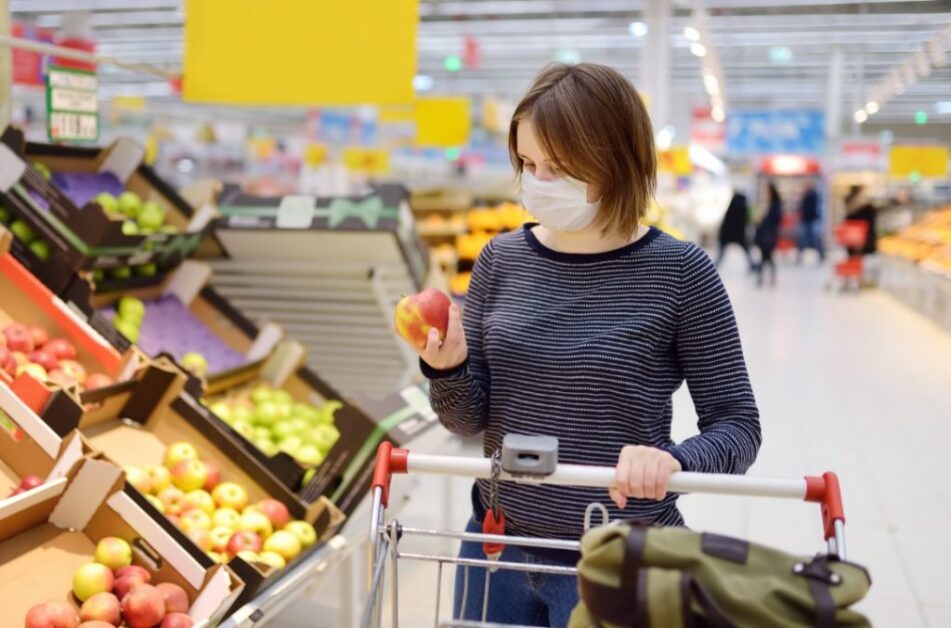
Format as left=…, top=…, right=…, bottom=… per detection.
left=569, top=523, right=872, bottom=628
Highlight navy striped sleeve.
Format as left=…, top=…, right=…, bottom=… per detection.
left=426, top=241, right=494, bottom=437
left=668, top=244, right=762, bottom=473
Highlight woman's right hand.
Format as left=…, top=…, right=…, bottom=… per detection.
left=414, top=304, right=468, bottom=371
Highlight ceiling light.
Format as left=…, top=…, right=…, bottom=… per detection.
left=769, top=46, right=792, bottom=64
left=915, top=110, right=928, bottom=125
left=629, top=22, right=648, bottom=37
left=655, top=125, right=675, bottom=151
left=413, top=75, right=434, bottom=91
left=684, top=26, right=700, bottom=41
left=690, top=43, right=707, bottom=58
left=710, top=107, right=725, bottom=123
left=443, top=55, right=462, bottom=72
left=935, top=101, right=951, bottom=114
left=703, top=74, right=719, bottom=94
left=557, top=49, right=581, bottom=65
left=865, top=101, right=879, bottom=115
left=854, top=110, right=868, bottom=124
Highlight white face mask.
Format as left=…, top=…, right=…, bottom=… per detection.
left=521, top=171, right=599, bottom=232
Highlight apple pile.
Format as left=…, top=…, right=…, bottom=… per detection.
left=4, top=214, right=53, bottom=261
left=7, top=474, right=43, bottom=497
left=94, top=191, right=178, bottom=238
left=207, top=383, right=342, bottom=466
left=125, top=441, right=318, bottom=570
left=394, top=288, right=452, bottom=351
left=24, top=536, right=194, bottom=628
left=0, top=323, right=114, bottom=392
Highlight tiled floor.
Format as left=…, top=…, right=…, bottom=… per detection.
left=274, top=254, right=951, bottom=627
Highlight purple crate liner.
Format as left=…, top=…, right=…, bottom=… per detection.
left=51, top=171, right=124, bottom=209
left=101, top=294, right=247, bottom=373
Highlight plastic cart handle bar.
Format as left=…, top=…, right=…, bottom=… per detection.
left=371, top=443, right=846, bottom=546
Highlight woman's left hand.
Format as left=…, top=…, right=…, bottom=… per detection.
left=609, top=445, right=682, bottom=509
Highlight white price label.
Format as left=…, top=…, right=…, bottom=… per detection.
left=276, top=195, right=317, bottom=229
left=50, top=112, right=98, bottom=141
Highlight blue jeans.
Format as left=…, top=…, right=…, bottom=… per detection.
left=453, top=516, right=579, bottom=627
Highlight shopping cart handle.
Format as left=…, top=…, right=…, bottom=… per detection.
left=370, top=444, right=847, bottom=555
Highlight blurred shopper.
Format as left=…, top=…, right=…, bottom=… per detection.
left=844, top=185, right=878, bottom=256
left=715, top=190, right=755, bottom=270
left=755, top=182, right=783, bottom=287
left=398, top=63, right=761, bottom=627
left=797, top=180, right=825, bottom=262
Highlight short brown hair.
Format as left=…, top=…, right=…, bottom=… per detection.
left=509, top=63, right=656, bottom=238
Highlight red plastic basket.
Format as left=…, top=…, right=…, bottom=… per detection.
left=835, top=220, right=869, bottom=249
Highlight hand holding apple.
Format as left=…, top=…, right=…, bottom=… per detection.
left=397, top=293, right=466, bottom=370
left=394, top=288, right=452, bottom=351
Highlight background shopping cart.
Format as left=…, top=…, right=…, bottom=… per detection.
left=828, top=220, right=871, bottom=292
left=362, top=438, right=847, bottom=628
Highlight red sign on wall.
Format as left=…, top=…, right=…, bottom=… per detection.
left=11, top=22, right=54, bottom=86
left=690, top=106, right=725, bottom=153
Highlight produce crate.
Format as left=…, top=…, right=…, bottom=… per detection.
left=0, top=227, right=142, bottom=404
left=37, top=359, right=345, bottom=614
left=203, top=183, right=426, bottom=399
left=0, top=377, right=88, bottom=503
left=199, top=340, right=436, bottom=516
left=0, top=126, right=215, bottom=294
left=83, top=260, right=282, bottom=381
left=0, top=457, right=243, bottom=625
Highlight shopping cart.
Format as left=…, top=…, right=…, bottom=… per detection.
left=362, top=437, right=847, bottom=628
left=828, top=220, right=870, bottom=292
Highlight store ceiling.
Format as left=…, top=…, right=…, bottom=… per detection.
left=9, top=0, right=951, bottom=128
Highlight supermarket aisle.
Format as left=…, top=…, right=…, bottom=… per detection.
left=277, top=256, right=951, bottom=628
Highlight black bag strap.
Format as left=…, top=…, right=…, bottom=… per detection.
left=578, top=525, right=650, bottom=627
left=685, top=575, right=738, bottom=628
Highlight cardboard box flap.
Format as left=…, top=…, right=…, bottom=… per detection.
left=0, top=381, right=62, bottom=458
left=0, top=477, right=66, bottom=528
left=0, top=142, right=26, bottom=193
left=46, top=431, right=86, bottom=481
left=165, top=260, right=212, bottom=306
left=99, top=137, right=145, bottom=182
left=49, top=458, right=120, bottom=530
left=246, top=322, right=283, bottom=362
left=106, top=489, right=208, bottom=589
left=191, top=566, right=244, bottom=622
left=260, top=340, right=307, bottom=388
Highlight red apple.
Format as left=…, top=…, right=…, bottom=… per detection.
left=158, top=487, right=186, bottom=516
left=4, top=324, right=35, bottom=353
left=25, top=601, right=80, bottom=628
left=58, top=360, right=88, bottom=385
left=94, top=536, right=132, bottom=570
left=394, top=288, right=451, bottom=350
left=166, top=514, right=181, bottom=528
left=84, top=373, right=115, bottom=390
left=185, top=526, right=212, bottom=551
left=44, top=337, right=77, bottom=360
left=9, top=487, right=23, bottom=496
left=79, top=591, right=121, bottom=625
left=226, top=530, right=262, bottom=557
left=170, top=459, right=207, bottom=492
left=29, top=348, right=58, bottom=372
left=202, top=460, right=221, bottom=491
left=124, top=466, right=152, bottom=494
left=28, top=325, right=49, bottom=348
left=78, top=621, right=117, bottom=628
left=11, top=350, right=28, bottom=369
left=0, top=345, right=13, bottom=375
left=19, top=474, right=44, bottom=490
left=209, top=526, right=233, bottom=553
left=121, top=584, right=166, bottom=627
left=113, top=574, right=147, bottom=601
left=160, top=613, right=193, bottom=628
left=255, top=498, right=291, bottom=529
left=155, top=582, right=189, bottom=614
left=179, top=508, right=212, bottom=533
left=73, top=562, right=115, bottom=602
left=115, top=565, right=152, bottom=583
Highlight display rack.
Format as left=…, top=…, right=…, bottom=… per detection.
left=878, top=255, right=951, bottom=332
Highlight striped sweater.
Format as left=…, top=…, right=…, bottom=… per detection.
left=424, top=225, right=761, bottom=541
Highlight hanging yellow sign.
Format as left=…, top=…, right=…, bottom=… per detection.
left=415, top=97, right=471, bottom=147
left=305, top=143, right=329, bottom=168
left=343, top=147, right=391, bottom=174
left=658, top=147, right=692, bottom=176
left=889, top=145, right=949, bottom=178
left=183, top=0, right=419, bottom=105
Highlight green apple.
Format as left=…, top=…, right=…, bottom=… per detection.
left=28, top=240, right=51, bottom=260
left=109, top=266, right=133, bottom=280
left=262, top=530, right=301, bottom=561
left=284, top=520, right=318, bottom=548
left=250, top=384, right=274, bottom=406
left=118, top=296, right=146, bottom=323
left=307, top=424, right=340, bottom=453
left=93, top=269, right=105, bottom=282
left=277, top=436, right=303, bottom=457
left=0, top=206, right=12, bottom=224
left=289, top=418, right=309, bottom=434
left=251, top=426, right=271, bottom=441
left=232, top=419, right=255, bottom=439
left=114, top=317, right=139, bottom=342
left=181, top=352, right=208, bottom=377
left=160, top=224, right=180, bottom=234
left=318, top=400, right=344, bottom=424
left=252, top=437, right=278, bottom=457
left=121, top=220, right=139, bottom=235
left=136, top=263, right=158, bottom=277
left=95, top=192, right=119, bottom=214
left=232, top=405, right=254, bottom=424
left=271, top=389, right=293, bottom=406
left=136, top=201, right=166, bottom=231
left=300, top=467, right=316, bottom=487
left=118, top=191, right=142, bottom=217
left=274, top=400, right=293, bottom=420
left=253, top=401, right=282, bottom=427
left=295, top=445, right=324, bottom=466
left=271, top=421, right=299, bottom=441
left=210, top=401, right=234, bottom=423
left=257, top=550, right=286, bottom=571
left=31, top=161, right=51, bottom=180
left=10, top=219, right=35, bottom=243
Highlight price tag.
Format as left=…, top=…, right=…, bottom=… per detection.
left=46, top=66, right=99, bottom=142
left=276, top=195, right=316, bottom=229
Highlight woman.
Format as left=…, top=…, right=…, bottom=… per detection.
left=844, top=185, right=878, bottom=256
left=404, top=63, right=761, bottom=626
left=716, top=189, right=755, bottom=270
left=755, top=182, right=783, bottom=288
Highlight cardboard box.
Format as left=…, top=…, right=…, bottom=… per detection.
left=203, top=341, right=438, bottom=516
left=83, top=260, right=282, bottom=381
left=38, top=359, right=344, bottom=611
left=0, top=227, right=142, bottom=405
left=0, top=125, right=215, bottom=293
left=0, top=457, right=243, bottom=624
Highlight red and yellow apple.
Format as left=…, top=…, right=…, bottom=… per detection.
left=183, top=489, right=215, bottom=515
left=284, top=520, right=318, bottom=548
left=257, top=551, right=287, bottom=571
left=158, top=487, right=186, bottom=516
left=202, top=459, right=221, bottom=491
left=146, top=465, right=171, bottom=493
left=262, top=530, right=302, bottom=562
left=393, top=288, right=451, bottom=350
left=79, top=592, right=121, bottom=626
left=73, top=562, right=115, bottom=602
left=121, top=584, right=166, bottom=627
left=185, top=526, right=213, bottom=552
left=179, top=508, right=212, bottom=533
left=94, top=536, right=132, bottom=570
left=238, top=510, right=273, bottom=538
left=115, top=565, right=152, bottom=584
left=57, top=359, right=87, bottom=385
left=212, top=482, right=248, bottom=511
left=211, top=507, right=240, bottom=530
left=155, top=582, right=189, bottom=615
left=209, top=526, right=234, bottom=553
left=170, top=459, right=208, bottom=492
left=256, top=498, right=291, bottom=529
left=145, top=494, right=165, bottom=514
left=25, top=601, right=80, bottom=628
left=164, top=441, right=198, bottom=468
left=226, top=531, right=262, bottom=557
left=85, top=373, right=115, bottom=390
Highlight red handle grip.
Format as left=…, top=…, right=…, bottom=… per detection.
left=371, top=442, right=409, bottom=507
left=804, top=472, right=845, bottom=542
